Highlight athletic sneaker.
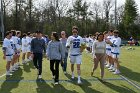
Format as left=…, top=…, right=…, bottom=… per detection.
left=52, top=76, right=55, bottom=79
left=108, top=65, right=114, bottom=70
left=71, top=74, right=74, bottom=79
left=12, top=67, right=18, bottom=71
left=38, top=75, right=42, bottom=79
left=22, top=60, right=26, bottom=64
left=26, top=59, right=30, bottom=62
left=64, top=71, right=67, bottom=75
left=77, top=80, right=82, bottom=84
left=17, top=62, right=20, bottom=66
left=105, top=64, right=110, bottom=68
left=113, top=70, right=121, bottom=74
left=29, top=56, right=33, bottom=61
left=10, top=70, right=14, bottom=73
left=110, top=68, right=116, bottom=72
left=54, top=82, right=59, bottom=85
left=15, top=64, right=19, bottom=69
left=6, top=72, right=12, bottom=76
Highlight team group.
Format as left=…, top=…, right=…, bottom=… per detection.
left=2, top=26, right=121, bottom=85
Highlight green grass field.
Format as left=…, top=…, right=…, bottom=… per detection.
left=0, top=46, right=140, bottom=93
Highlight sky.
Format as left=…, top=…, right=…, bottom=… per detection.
left=85, top=0, right=140, bottom=12
left=1, top=0, right=140, bottom=13
left=33, top=0, right=140, bottom=13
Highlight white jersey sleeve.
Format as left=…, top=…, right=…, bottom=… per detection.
left=113, top=37, right=121, bottom=47
left=66, top=36, right=72, bottom=47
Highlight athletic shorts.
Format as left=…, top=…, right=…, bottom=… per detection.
left=6, top=55, right=13, bottom=62
left=26, top=48, right=31, bottom=52
left=69, top=55, right=82, bottom=64
left=26, top=46, right=31, bottom=52
left=22, top=48, right=27, bottom=53
left=111, top=52, right=119, bottom=58
left=107, top=50, right=112, bottom=56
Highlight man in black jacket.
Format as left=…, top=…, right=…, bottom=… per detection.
left=31, top=31, right=46, bottom=79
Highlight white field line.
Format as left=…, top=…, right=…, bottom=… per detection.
left=119, top=75, right=140, bottom=90
left=0, top=73, right=6, bottom=78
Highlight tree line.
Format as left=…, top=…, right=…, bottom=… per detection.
left=1, top=0, right=140, bottom=39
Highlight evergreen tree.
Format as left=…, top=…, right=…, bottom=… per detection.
left=123, top=0, right=138, bottom=35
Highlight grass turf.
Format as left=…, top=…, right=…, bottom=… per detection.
left=0, top=46, right=140, bottom=93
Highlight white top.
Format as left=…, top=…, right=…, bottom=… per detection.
left=85, top=38, right=89, bottom=47
left=3, top=38, right=14, bottom=55
left=88, top=37, right=94, bottom=47
left=111, top=37, right=121, bottom=54
left=66, top=35, right=84, bottom=55
left=16, top=37, right=21, bottom=50
left=26, top=36, right=32, bottom=49
left=92, top=40, right=106, bottom=56
left=22, top=37, right=28, bottom=49
left=106, top=35, right=114, bottom=49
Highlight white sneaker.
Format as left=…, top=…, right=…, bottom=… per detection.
left=10, top=70, right=14, bottom=73
left=15, top=64, right=19, bottom=69
left=54, top=82, right=59, bottom=85
left=38, top=75, right=42, bottom=79
left=6, top=72, right=12, bottom=76
left=22, top=61, right=26, bottom=64
left=13, top=67, right=18, bottom=71
left=106, top=64, right=110, bottom=68
left=64, top=71, right=67, bottom=75
left=52, top=76, right=55, bottom=79
left=108, top=65, right=114, bottom=70
left=77, top=80, right=82, bottom=84
left=26, top=59, right=30, bottom=62
left=113, top=70, right=121, bottom=74
left=29, top=56, right=33, bottom=61
left=17, top=62, right=20, bottom=66
left=110, top=68, right=116, bottom=72
left=71, top=74, right=74, bottom=79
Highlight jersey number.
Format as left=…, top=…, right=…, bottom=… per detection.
left=73, top=42, right=80, bottom=48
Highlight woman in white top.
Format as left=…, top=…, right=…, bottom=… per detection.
left=91, top=33, right=106, bottom=80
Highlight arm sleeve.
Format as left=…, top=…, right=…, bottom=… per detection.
left=60, top=42, right=65, bottom=59
left=92, top=42, right=96, bottom=57
left=43, top=39, right=46, bottom=53
left=2, top=41, right=7, bottom=52
left=80, top=37, right=84, bottom=46
left=112, top=38, right=121, bottom=47
left=31, top=39, right=34, bottom=53
left=66, top=37, right=71, bottom=48
left=46, top=42, right=50, bottom=58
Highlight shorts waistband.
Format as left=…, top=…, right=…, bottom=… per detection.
left=6, top=54, right=13, bottom=56
left=111, top=52, right=119, bottom=55
left=70, top=54, right=81, bottom=56
left=106, top=48, right=111, bottom=51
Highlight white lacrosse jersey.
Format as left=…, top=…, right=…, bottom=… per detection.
left=66, top=35, right=84, bottom=55
left=3, top=38, right=14, bottom=55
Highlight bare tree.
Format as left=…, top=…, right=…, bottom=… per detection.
left=103, top=0, right=114, bottom=30
left=2, top=0, right=13, bottom=31
left=117, top=5, right=125, bottom=25
left=91, top=2, right=102, bottom=31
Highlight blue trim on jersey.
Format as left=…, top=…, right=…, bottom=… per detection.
left=111, top=44, right=117, bottom=47
left=106, top=48, right=111, bottom=51
left=111, top=52, right=119, bottom=55
left=6, top=54, right=13, bottom=56
left=70, top=54, right=81, bottom=56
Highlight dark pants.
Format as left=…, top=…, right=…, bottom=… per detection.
left=33, top=53, right=43, bottom=75
left=61, top=52, right=68, bottom=71
left=50, top=60, right=60, bottom=82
